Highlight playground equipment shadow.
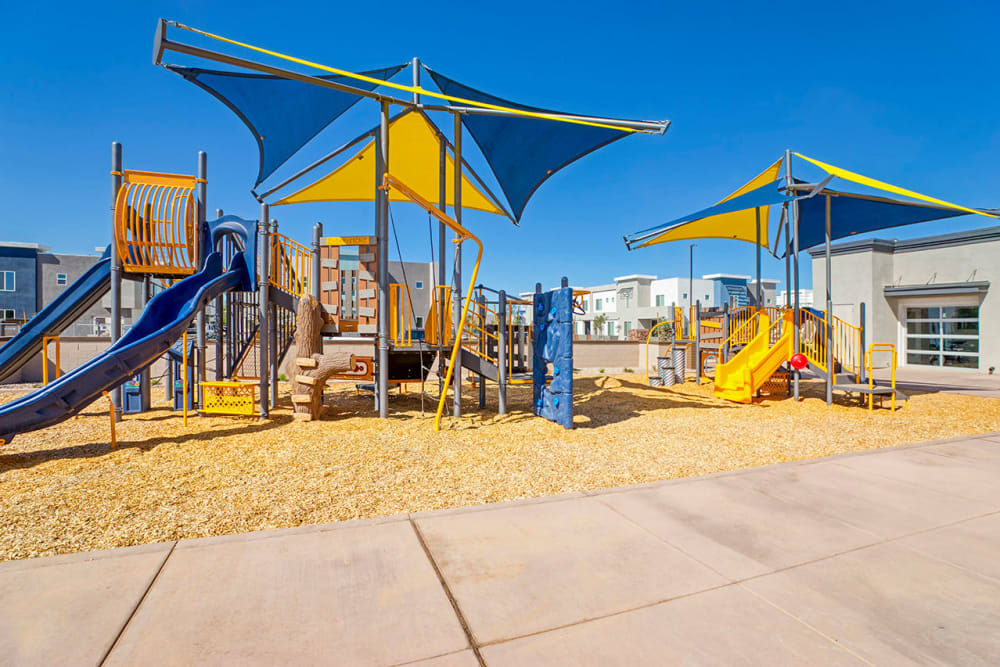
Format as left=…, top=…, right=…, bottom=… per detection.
left=0, top=375, right=997, bottom=561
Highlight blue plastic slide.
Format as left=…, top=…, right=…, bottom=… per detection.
left=0, top=252, right=250, bottom=446
left=0, top=247, right=112, bottom=383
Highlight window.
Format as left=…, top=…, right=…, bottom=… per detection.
left=415, top=316, right=423, bottom=328
left=905, top=305, right=979, bottom=369
left=655, top=295, right=665, bottom=307
left=624, top=321, right=631, bottom=336
left=415, top=281, right=423, bottom=289
left=682, top=292, right=687, bottom=300
left=0, top=271, right=13, bottom=291
left=705, top=294, right=710, bottom=301
left=1, top=309, right=14, bottom=320
left=56, top=273, right=67, bottom=285
left=729, top=294, right=741, bottom=309
left=595, top=298, right=602, bottom=311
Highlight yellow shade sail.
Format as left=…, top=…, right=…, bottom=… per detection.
left=794, top=153, right=997, bottom=219
left=637, top=157, right=784, bottom=249
left=273, top=111, right=505, bottom=215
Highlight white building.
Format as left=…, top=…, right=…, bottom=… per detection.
left=777, top=289, right=815, bottom=308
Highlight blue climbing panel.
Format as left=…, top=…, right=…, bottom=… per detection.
left=532, top=284, right=574, bottom=429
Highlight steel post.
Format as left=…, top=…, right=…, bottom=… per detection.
left=452, top=113, right=463, bottom=418
left=478, top=293, right=486, bottom=409
left=694, top=300, right=701, bottom=380
left=270, top=218, right=280, bottom=409
left=787, top=149, right=801, bottom=401
left=825, top=195, right=833, bottom=406
left=258, top=203, right=270, bottom=419
left=110, top=142, right=123, bottom=421
left=755, top=207, right=762, bottom=309
left=140, top=274, right=152, bottom=410
left=783, top=203, right=791, bottom=307
left=859, top=302, right=867, bottom=384
left=438, top=135, right=447, bottom=393
left=312, top=222, right=322, bottom=302
left=195, top=151, right=207, bottom=408
left=214, top=207, right=224, bottom=381
left=376, top=101, right=390, bottom=418
left=498, top=290, right=508, bottom=415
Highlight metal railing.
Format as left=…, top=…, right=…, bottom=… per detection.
left=866, top=343, right=899, bottom=411
left=389, top=283, right=412, bottom=347
left=797, top=309, right=862, bottom=383
left=425, top=285, right=452, bottom=346
left=270, top=233, right=311, bottom=297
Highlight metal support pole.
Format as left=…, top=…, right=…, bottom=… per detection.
left=312, top=222, right=322, bottom=302
left=498, top=290, right=508, bottom=415
left=140, top=275, right=152, bottom=410
left=376, top=101, right=390, bottom=418
left=258, top=204, right=270, bottom=419
left=270, top=219, right=280, bottom=409
left=452, top=113, right=463, bottom=418
left=694, top=299, right=701, bottom=380
left=859, top=302, right=867, bottom=384
left=478, top=293, right=486, bottom=409
left=787, top=149, right=801, bottom=401
left=166, top=353, right=174, bottom=403
left=688, top=243, right=695, bottom=338
left=783, top=203, right=791, bottom=307
left=214, top=207, right=224, bottom=381
left=195, top=151, right=207, bottom=408
left=110, top=141, right=123, bottom=422
left=437, top=135, right=447, bottom=393
left=825, top=195, right=833, bottom=406
left=755, top=207, right=762, bottom=309
left=411, top=57, right=420, bottom=105
left=722, top=303, right=730, bottom=362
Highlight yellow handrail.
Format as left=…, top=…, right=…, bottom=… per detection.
left=41, top=335, right=60, bottom=385
left=866, top=343, right=899, bottom=411
left=389, top=283, right=412, bottom=347
left=721, top=311, right=762, bottom=352
left=270, top=233, right=311, bottom=297
left=425, top=285, right=452, bottom=346
left=381, top=174, right=483, bottom=432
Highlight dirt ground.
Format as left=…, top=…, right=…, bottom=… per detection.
left=1, top=375, right=998, bottom=561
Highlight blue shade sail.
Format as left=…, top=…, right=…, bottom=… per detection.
left=425, top=67, right=631, bottom=221
left=790, top=190, right=969, bottom=255
left=167, top=65, right=406, bottom=186
left=624, top=180, right=793, bottom=249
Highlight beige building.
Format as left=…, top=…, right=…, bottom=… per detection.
left=810, top=226, right=997, bottom=372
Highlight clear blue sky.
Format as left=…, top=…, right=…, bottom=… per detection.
left=2, top=1, right=997, bottom=296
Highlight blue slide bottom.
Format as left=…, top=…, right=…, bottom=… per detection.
left=0, top=248, right=112, bottom=383
left=0, top=252, right=250, bottom=446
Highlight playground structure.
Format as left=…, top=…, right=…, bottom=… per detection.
left=0, top=20, right=669, bottom=443
left=627, top=150, right=999, bottom=409
left=149, top=19, right=668, bottom=429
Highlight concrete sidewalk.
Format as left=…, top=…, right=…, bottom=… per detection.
left=3, top=435, right=1000, bottom=666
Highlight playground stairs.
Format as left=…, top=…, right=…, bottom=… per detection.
left=713, top=310, right=794, bottom=404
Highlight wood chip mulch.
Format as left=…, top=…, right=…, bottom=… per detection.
left=1, top=374, right=997, bottom=561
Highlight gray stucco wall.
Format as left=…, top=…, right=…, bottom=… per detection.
left=811, top=230, right=999, bottom=372
left=0, top=247, right=38, bottom=318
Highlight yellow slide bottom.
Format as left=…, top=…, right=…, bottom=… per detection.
left=714, top=311, right=794, bottom=404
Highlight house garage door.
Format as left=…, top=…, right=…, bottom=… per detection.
left=905, top=306, right=979, bottom=369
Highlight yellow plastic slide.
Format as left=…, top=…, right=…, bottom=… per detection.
left=714, top=310, right=794, bottom=403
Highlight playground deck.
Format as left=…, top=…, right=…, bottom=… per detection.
left=0, top=375, right=998, bottom=561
